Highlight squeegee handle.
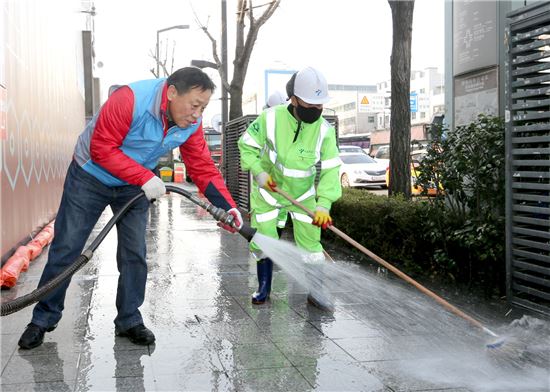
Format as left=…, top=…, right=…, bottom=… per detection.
left=273, top=186, right=488, bottom=332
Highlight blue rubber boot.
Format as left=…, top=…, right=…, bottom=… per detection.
left=251, top=258, right=273, bottom=304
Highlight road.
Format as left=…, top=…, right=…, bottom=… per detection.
left=360, top=186, right=388, bottom=196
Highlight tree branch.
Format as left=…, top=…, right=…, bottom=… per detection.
left=235, top=0, right=280, bottom=71
left=148, top=49, right=159, bottom=78
left=193, top=6, right=231, bottom=91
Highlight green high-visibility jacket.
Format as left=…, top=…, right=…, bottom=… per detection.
left=238, top=105, right=342, bottom=212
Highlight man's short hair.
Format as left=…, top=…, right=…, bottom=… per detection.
left=167, top=67, right=216, bottom=95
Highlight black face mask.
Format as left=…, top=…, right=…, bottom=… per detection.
left=296, top=104, right=322, bottom=123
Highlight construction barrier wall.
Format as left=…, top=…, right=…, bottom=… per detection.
left=1, top=0, right=86, bottom=261
left=505, top=2, right=550, bottom=316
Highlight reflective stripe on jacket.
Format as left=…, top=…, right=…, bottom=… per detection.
left=238, top=105, right=342, bottom=210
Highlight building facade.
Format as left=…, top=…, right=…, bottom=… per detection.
left=325, top=84, right=377, bottom=136
left=360, top=67, right=445, bottom=152
left=1, top=0, right=94, bottom=261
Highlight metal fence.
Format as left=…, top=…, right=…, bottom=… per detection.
left=505, top=2, right=550, bottom=316
left=222, top=115, right=257, bottom=213
left=223, top=114, right=339, bottom=213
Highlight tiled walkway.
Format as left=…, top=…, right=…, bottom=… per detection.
left=1, top=183, right=548, bottom=391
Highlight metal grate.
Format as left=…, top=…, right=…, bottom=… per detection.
left=223, top=115, right=257, bottom=213
left=505, top=2, right=550, bottom=316
left=223, top=114, right=339, bottom=214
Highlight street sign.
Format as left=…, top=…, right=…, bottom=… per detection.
left=410, top=92, right=418, bottom=113
left=359, top=95, right=371, bottom=113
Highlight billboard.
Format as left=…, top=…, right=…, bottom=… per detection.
left=454, top=67, right=498, bottom=127
left=263, top=69, right=297, bottom=106
left=453, top=1, right=498, bottom=76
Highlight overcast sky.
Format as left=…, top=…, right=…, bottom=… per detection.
left=92, top=0, right=445, bottom=122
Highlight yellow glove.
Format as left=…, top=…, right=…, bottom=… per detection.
left=312, top=206, right=332, bottom=230
left=255, top=172, right=277, bottom=191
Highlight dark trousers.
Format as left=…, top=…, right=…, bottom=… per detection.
left=31, top=160, right=150, bottom=331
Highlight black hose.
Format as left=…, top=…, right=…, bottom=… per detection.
left=1, top=186, right=256, bottom=316
left=1, top=192, right=143, bottom=317
left=1, top=253, right=90, bottom=317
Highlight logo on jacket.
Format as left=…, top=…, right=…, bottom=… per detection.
left=298, top=148, right=315, bottom=155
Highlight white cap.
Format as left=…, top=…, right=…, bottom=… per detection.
left=293, top=66, right=330, bottom=105
left=266, top=90, right=288, bottom=108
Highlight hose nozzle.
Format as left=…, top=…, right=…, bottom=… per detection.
left=205, top=204, right=230, bottom=223
left=163, top=186, right=256, bottom=242
left=205, top=205, right=256, bottom=242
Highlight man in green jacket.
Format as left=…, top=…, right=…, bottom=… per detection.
left=238, top=66, right=342, bottom=310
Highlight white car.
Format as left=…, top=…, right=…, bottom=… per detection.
left=338, top=145, right=366, bottom=154
left=339, top=153, right=388, bottom=188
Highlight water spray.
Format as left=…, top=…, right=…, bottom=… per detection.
left=272, top=186, right=511, bottom=352
left=1, top=185, right=256, bottom=316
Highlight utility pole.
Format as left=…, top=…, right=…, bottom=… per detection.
left=156, top=25, right=189, bottom=77
left=221, top=0, right=228, bottom=134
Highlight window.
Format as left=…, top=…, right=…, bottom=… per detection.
left=420, top=112, right=426, bottom=119
left=340, top=154, right=377, bottom=164
left=412, top=112, right=417, bottom=120
left=342, top=118, right=356, bottom=127
left=368, top=116, right=374, bottom=123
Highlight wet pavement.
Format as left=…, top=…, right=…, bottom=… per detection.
left=1, top=183, right=549, bottom=391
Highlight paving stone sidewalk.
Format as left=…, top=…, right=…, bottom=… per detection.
left=1, top=183, right=547, bottom=391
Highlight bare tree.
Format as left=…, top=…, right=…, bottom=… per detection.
left=195, top=0, right=281, bottom=120
left=388, top=0, right=414, bottom=198
left=149, top=38, right=179, bottom=78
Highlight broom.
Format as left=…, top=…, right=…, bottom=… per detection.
left=273, top=186, right=507, bottom=350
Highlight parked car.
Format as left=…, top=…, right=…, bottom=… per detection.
left=204, top=127, right=222, bottom=168
left=410, top=149, right=427, bottom=164
left=339, top=153, right=387, bottom=188
left=373, top=145, right=390, bottom=166
left=385, top=150, right=442, bottom=196
left=374, top=146, right=427, bottom=173
left=339, top=145, right=367, bottom=154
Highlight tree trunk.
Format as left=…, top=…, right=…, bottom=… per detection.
left=198, top=0, right=281, bottom=121
left=388, top=0, right=414, bottom=198
left=229, top=80, right=244, bottom=119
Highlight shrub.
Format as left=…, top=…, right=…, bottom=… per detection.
left=328, top=188, right=433, bottom=276
left=328, top=115, right=506, bottom=296
left=417, top=115, right=506, bottom=294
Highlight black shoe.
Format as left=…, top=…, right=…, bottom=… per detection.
left=18, top=323, right=56, bottom=350
left=115, top=324, right=155, bottom=345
